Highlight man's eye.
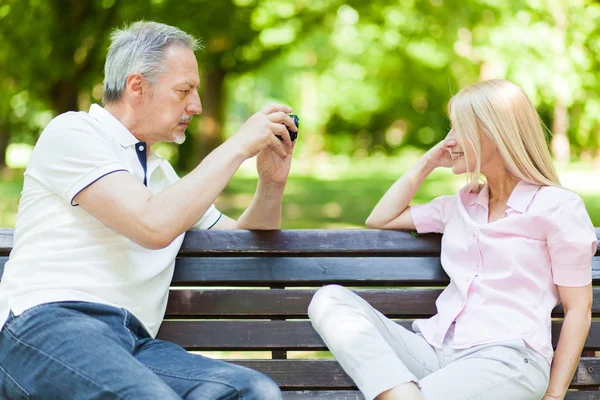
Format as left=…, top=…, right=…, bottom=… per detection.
left=180, top=90, right=190, bottom=94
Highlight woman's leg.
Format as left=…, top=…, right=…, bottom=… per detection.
left=418, top=339, right=549, bottom=400
left=308, top=285, right=441, bottom=400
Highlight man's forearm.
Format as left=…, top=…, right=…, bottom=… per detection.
left=146, top=140, right=246, bottom=242
left=236, top=180, right=286, bottom=229
left=546, top=310, right=591, bottom=398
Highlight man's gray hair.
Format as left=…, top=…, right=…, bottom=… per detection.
left=103, top=21, right=201, bottom=104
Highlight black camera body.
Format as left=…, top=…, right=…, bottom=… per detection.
left=277, top=114, right=299, bottom=142
left=288, top=114, right=299, bottom=141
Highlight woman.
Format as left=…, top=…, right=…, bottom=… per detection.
left=308, top=80, right=597, bottom=400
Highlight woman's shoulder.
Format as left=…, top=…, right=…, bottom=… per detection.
left=532, top=185, right=586, bottom=215
left=536, top=185, right=583, bottom=204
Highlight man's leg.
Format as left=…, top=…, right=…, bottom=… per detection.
left=0, top=302, right=182, bottom=400
left=308, top=285, right=442, bottom=400
left=134, top=338, right=282, bottom=400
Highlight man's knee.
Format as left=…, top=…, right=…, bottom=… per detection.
left=186, top=367, right=281, bottom=400
left=241, top=371, right=281, bottom=400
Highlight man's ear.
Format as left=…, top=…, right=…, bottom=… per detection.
left=124, top=73, right=145, bottom=104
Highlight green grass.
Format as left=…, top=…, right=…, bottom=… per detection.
left=1, top=152, right=599, bottom=229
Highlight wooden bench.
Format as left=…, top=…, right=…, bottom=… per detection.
left=1, top=228, right=599, bottom=399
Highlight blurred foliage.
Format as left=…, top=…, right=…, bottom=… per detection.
left=1, top=154, right=599, bottom=229
left=0, top=0, right=600, bottom=171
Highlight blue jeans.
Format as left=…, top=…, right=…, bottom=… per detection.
left=0, top=301, right=282, bottom=399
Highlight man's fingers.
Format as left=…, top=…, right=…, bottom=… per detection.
left=268, top=134, right=287, bottom=158
left=270, top=122, right=292, bottom=148
left=261, top=103, right=293, bottom=115
left=268, top=112, right=298, bottom=132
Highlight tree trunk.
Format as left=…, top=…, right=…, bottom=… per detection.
left=550, top=1, right=570, bottom=164
left=551, top=101, right=570, bottom=163
left=0, top=125, right=9, bottom=169
left=194, top=66, right=226, bottom=165
left=49, top=81, right=79, bottom=115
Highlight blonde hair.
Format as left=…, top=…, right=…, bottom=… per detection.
left=448, top=79, right=561, bottom=192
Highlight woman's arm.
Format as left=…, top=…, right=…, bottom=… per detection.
left=365, top=139, right=454, bottom=230
left=543, top=284, right=593, bottom=400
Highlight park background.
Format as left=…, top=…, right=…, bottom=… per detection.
left=0, top=0, right=599, bottom=229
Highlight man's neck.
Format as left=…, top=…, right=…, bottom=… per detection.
left=103, top=102, right=151, bottom=146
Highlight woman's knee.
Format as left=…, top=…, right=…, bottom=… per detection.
left=308, top=284, right=354, bottom=324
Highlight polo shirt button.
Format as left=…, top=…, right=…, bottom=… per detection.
left=139, top=145, right=145, bottom=151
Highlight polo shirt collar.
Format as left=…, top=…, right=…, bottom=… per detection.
left=89, top=104, right=139, bottom=147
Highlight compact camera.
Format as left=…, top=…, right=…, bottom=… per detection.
left=277, top=114, right=299, bottom=142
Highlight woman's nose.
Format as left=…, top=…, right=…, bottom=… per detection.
left=443, top=129, right=457, bottom=147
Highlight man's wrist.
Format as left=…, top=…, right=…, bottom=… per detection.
left=222, top=136, right=251, bottom=162
left=257, top=178, right=286, bottom=194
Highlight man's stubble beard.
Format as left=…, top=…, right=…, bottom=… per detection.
left=174, top=133, right=186, bottom=145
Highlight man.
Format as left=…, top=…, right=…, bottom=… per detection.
left=0, top=21, right=296, bottom=399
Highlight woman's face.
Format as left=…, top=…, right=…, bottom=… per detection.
left=444, top=128, right=475, bottom=175
left=445, top=127, right=499, bottom=175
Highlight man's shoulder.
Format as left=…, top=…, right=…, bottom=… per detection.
left=46, top=110, right=103, bottom=133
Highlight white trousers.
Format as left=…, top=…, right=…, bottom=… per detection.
left=308, top=285, right=550, bottom=400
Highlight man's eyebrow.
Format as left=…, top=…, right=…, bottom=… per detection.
left=178, top=81, right=200, bottom=89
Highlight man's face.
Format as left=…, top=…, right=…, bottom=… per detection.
left=139, top=45, right=202, bottom=144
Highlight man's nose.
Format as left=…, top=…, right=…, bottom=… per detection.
left=187, top=91, right=202, bottom=115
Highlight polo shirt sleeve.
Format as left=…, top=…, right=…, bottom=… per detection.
left=27, top=114, right=128, bottom=205
left=547, top=196, right=597, bottom=287
left=192, top=204, right=223, bottom=230
left=410, top=195, right=454, bottom=234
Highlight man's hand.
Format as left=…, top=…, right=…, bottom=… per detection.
left=256, top=133, right=295, bottom=184
left=230, top=104, right=297, bottom=161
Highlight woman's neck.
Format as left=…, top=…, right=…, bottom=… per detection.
left=485, top=168, right=520, bottom=204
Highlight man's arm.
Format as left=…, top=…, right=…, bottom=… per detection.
left=208, top=181, right=286, bottom=230
left=75, top=140, right=245, bottom=249
left=75, top=104, right=296, bottom=248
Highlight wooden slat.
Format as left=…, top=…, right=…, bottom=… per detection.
left=282, top=391, right=364, bottom=400
left=1, top=228, right=598, bottom=257
left=178, top=230, right=443, bottom=256
left=156, top=320, right=600, bottom=351
left=0, top=229, right=12, bottom=256
left=230, top=358, right=600, bottom=388
left=165, top=288, right=600, bottom=318
left=3, top=256, right=600, bottom=285
left=172, top=257, right=600, bottom=286
left=279, top=391, right=600, bottom=399
left=165, top=289, right=441, bottom=318
left=171, top=257, right=446, bottom=286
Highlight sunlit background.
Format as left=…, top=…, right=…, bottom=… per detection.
left=0, top=0, right=599, bottom=228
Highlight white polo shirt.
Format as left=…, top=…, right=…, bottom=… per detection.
left=0, top=104, right=221, bottom=336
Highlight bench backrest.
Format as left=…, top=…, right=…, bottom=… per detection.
left=1, top=228, right=600, bottom=398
